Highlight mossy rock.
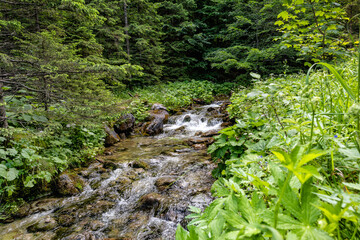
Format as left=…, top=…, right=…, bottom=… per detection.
left=54, top=172, right=85, bottom=196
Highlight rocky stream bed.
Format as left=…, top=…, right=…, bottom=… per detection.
left=0, top=101, right=231, bottom=240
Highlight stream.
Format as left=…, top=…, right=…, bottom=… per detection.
left=0, top=102, right=226, bottom=240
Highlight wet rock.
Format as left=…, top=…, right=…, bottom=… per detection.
left=143, top=104, right=170, bottom=136
left=183, top=115, right=191, bottom=122
left=221, top=122, right=233, bottom=128
left=145, top=118, right=164, bottom=136
left=12, top=202, right=30, bottom=218
left=13, top=232, right=56, bottom=240
left=187, top=137, right=215, bottom=146
left=102, top=160, right=118, bottom=170
left=193, top=98, right=205, bottom=104
left=109, top=177, right=132, bottom=193
left=139, top=193, right=164, bottom=209
left=29, top=198, right=61, bottom=214
left=134, top=168, right=145, bottom=175
left=193, top=144, right=207, bottom=150
left=131, top=159, right=150, bottom=169
left=174, top=126, right=186, bottom=133
left=58, top=214, right=75, bottom=227
left=152, top=103, right=167, bottom=111
left=101, top=172, right=111, bottom=179
left=85, top=200, right=115, bottom=215
left=62, top=232, right=96, bottom=240
left=207, top=107, right=216, bottom=112
left=114, top=114, right=135, bottom=137
left=89, top=220, right=105, bottom=231
left=27, top=216, right=57, bottom=232
left=195, top=131, right=203, bottom=136
left=119, top=133, right=127, bottom=139
left=104, top=124, right=120, bottom=147
left=155, top=177, right=177, bottom=191
left=148, top=109, right=169, bottom=123
left=219, top=100, right=231, bottom=113
left=200, top=130, right=219, bottom=137
left=14, top=233, right=35, bottom=240
left=55, top=172, right=85, bottom=196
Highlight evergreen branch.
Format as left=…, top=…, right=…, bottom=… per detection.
left=0, top=0, right=37, bottom=5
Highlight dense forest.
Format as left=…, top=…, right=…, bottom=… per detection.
left=1, top=0, right=360, bottom=239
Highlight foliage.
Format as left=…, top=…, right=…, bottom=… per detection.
left=202, top=0, right=303, bottom=84
left=276, top=0, right=350, bottom=64
left=131, top=80, right=236, bottom=111
left=0, top=124, right=104, bottom=217
left=176, top=58, right=360, bottom=239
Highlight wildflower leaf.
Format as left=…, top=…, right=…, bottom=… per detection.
left=298, top=149, right=328, bottom=167
left=339, top=148, right=360, bottom=159
left=343, top=182, right=360, bottom=191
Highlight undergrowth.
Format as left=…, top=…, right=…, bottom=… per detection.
left=118, top=80, right=236, bottom=122
left=176, top=58, right=360, bottom=239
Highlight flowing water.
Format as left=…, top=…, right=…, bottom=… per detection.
left=0, top=102, right=225, bottom=240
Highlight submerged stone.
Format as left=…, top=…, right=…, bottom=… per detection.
left=58, top=214, right=76, bottom=227
left=155, top=177, right=177, bottom=191
left=139, top=193, right=164, bottom=209
left=131, top=159, right=150, bottom=169
left=183, top=115, right=191, bottom=122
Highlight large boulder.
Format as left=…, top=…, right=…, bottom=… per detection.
left=143, top=104, right=170, bottom=136
left=104, top=124, right=120, bottom=146
left=114, top=114, right=135, bottom=137
left=55, top=172, right=85, bottom=196
left=148, top=109, right=169, bottom=123
left=145, top=118, right=164, bottom=136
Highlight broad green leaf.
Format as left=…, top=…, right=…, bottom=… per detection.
left=24, top=176, right=36, bottom=188
left=298, top=149, right=328, bottom=167
left=22, top=114, right=32, bottom=122
left=338, top=148, right=360, bottom=159
left=7, top=148, right=18, bottom=156
left=188, top=206, right=202, bottom=214
left=294, top=226, right=332, bottom=240
left=282, top=184, right=302, bottom=220
left=343, top=182, right=360, bottom=191
left=250, top=72, right=261, bottom=79
left=300, top=180, right=320, bottom=225
left=6, top=168, right=19, bottom=181
left=0, top=164, right=7, bottom=178
left=286, top=232, right=299, bottom=240
left=222, top=210, right=246, bottom=229
left=272, top=150, right=290, bottom=164
left=176, top=224, right=189, bottom=240
left=210, top=214, right=225, bottom=239
left=259, top=225, right=283, bottom=240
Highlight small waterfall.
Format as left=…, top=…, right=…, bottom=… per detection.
left=161, top=101, right=223, bottom=137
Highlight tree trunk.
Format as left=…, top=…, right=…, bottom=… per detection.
left=0, top=82, right=8, bottom=128
left=124, top=0, right=130, bottom=61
